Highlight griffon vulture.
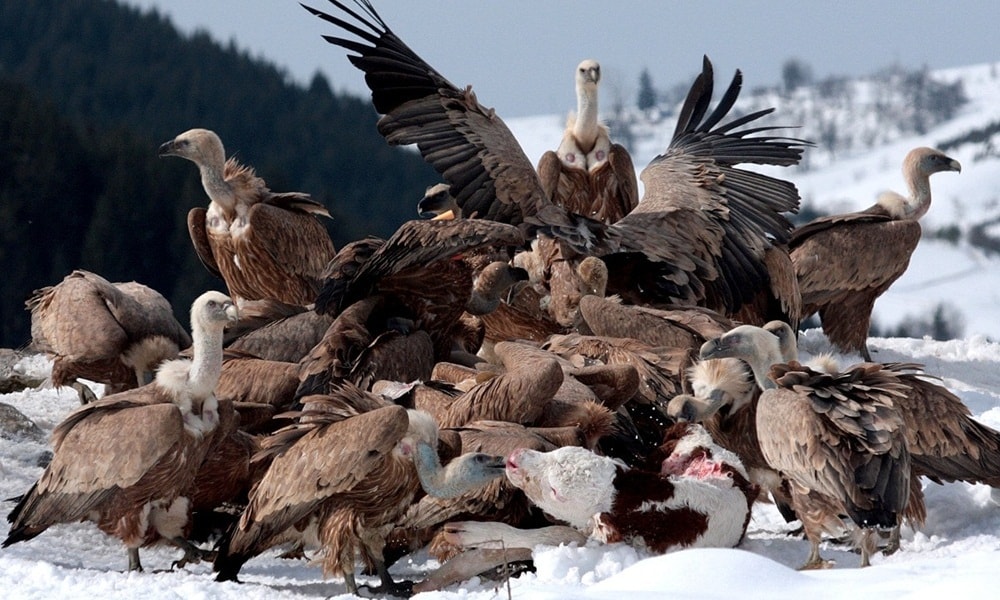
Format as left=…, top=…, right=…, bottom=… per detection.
left=4, top=291, right=239, bottom=571
left=768, top=319, right=1000, bottom=551
left=700, top=324, right=912, bottom=568
left=295, top=295, right=436, bottom=401
left=303, top=0, right=807, bottom=324
left=26, top=270, right=191, bottom=404
left=314, top=218, right=524, bottom=362
left=388, top=419, right=587, bottom=568
left=789, top=146, right=961, bottom=360
left=536, top=59, right=639, bottom=224
left=159, top=128, right=337, bottom=306
left=214, top=389, right=506, bottom=596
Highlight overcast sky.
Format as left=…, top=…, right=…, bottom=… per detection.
left=121, top=1, right=998, bottom=118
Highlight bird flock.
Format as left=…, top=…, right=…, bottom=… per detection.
left=4, top=0, right=991, bottom=597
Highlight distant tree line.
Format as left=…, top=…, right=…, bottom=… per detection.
left=0, top=0, right=440, bottom=348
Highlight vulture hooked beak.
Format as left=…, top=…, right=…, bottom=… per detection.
left=666, top=392, right=727, bottom=423
left=157, top=138, right=183, bottom=157
left=699, top=336, right=732, bottom=360
left=417, top=183, right=456, bottom=218
left=223, top=300, right=240, bottom=327
left=476, top=453, right=509, bottom=476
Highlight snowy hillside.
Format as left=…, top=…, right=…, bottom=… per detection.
left=507, top=62, right=1000, bottom=342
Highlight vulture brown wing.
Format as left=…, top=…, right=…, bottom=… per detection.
left=113, top=281, right=192, bottom=348
left=590, top=143, right=640, bottom=224
left=768, top=362, right=911, bottom=525
left=304, top=0, right=548, bottom=225
left=28, top=271, right=129, bottom=359
left=23, top=395, right=186, bottom=527
left=316, top=219, right=523, bottom=315
left=791, top=216, right=920, bottom=308
left=187, top=207, right=222, bottom=279
left=536, top=151, right=566, bottom=207
left=240, top=201, right=336, bottom=304
left=239, top=404, right=409, bottom=538
left=886, top=366, right=1000, bottom=486
left=585, top=57, right=808, bottom=315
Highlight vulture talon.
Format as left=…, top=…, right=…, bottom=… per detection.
left=358, top=580, right=414, bottom=599
left=169, top=537, right=217, bottom=570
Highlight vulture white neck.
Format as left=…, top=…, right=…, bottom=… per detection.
left=739, top=333, right=786, bottom=391
left=154, top=318, right=224, bottom=438
left=879, top=156, right=935, bottom=220
left=573, top=83, right=601, bottom=152
left=902, top=163, right=934, bottom=220
left=748, top=354, right=781, bottom=391
left=187, top=320, right=225, bottom=398
left=198, top=162, right=238, bottom=217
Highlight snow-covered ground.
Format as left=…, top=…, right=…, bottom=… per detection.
left=3, top=330, right=1000, bottom=598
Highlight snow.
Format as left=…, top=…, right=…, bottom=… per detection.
left=4, top=330, right=1000, bottom=599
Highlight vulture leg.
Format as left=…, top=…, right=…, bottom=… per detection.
left=343, top=570, right=360, bottom=597
left=361, top=559, right=415, bottom=598
left=127, top=547, right=143, bottom=572
left=169, top=536, right=217, bottom=570
left=277, top=542, right=307, bottom=560
left=70, top=380, right=98, bottom=404
left=882, top=524, right=902, bottom=556
left=799, top=537, right=834, bottom=570
left=858, top=529, right=878, bottom=568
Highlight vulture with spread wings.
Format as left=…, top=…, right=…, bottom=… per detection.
left=302, top=0, right=808, bottom=324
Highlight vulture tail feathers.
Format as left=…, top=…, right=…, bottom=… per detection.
left=212, top=523, right=253, bottom=583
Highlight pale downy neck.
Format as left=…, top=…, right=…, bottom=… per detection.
left=573, top=82, right=600, bottom=152
left=880, top=153, right=934, bottom=220
left=741, top=335, right=786, bottom=392
left=901, top=157, right=934, bottom=220
left=198, top=148, right=238, bottom=218
left=187, top=320, right=225, bottom=398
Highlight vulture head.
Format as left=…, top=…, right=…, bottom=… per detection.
left=666, top=393, right=720, bottom=424
left=910, top=146, right=962, bottom=177
left=576, top=59, right=601, bottom=89
left=577, top=256, right=609, bottom=298
left=878, top=146, right=961, bottom=220
left=400, top=410, right=507, bottom=498
left=699, top=324, right=784, bottom=390
left=191, top=290, right=240, bottom=332
left=417, top=183, right=458, bottom=220
left=466, top=261, right=530, bottom=315
left=158, top=128, right=226, bottom=171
